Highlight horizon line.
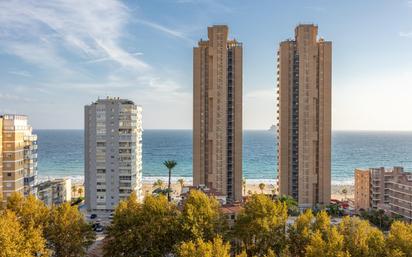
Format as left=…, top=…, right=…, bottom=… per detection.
left=33, top=128, right=412, bottom=132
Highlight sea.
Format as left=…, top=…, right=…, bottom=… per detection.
left=35, top=130, right=412, bottom=185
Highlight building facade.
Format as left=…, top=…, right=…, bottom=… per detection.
left=193, top=25, right=243, bottom=202
left=387, top=172, right=412, bottom=222
left=277, top=24, right=332, bottom=208
left=0, top=118, right=2, bottom=201
left=354, top=166, right=412, bottom=222
left=85, top=97, right=142, bottom=212
left=354, top=168, right=370, bottom=210
left=1, top=115, right=37, bottom=203
left=37, top=178, right=72, bottom=206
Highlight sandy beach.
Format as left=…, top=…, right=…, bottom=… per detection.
left=70, top=178, right=354, bottom=202
left=141, top=180, right=355, bottom=201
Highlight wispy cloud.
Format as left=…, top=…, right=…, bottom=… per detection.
left=0, top=0, right=194, bottom=128
left=8, top=70, right=32, bottom=77
left=0, top=0, right=149, bottom=70
left=0, top=93, right=34, bottom=103
left=175, top=0, right=234, bottom=13
left=136, top=19, right=194, bottom=44
left=400, top=31, right=412, bottom=38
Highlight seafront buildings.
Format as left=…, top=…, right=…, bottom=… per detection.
left=354, top=168, right=370, bottom=210
left=355, top=167, right=412, bottom=222
left=0, top=114, right=38, bottom=203
left=193, top=25, right=243, bottom=202
left=85, top=97, right=143, bottom=212
left=36, top=178, right=72, bottom=206
left=277, top=24, right=332, bottom=208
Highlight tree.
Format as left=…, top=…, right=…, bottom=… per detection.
left=338, top=216, right=385, bottom=257
left=177, top=236, right=231, bottom=257
left=341, top=188, right=348, bottom=200
left=360, top=209, right=394, bottom=231
left=305, top=227, right=350, bottom=257
left=180, top=190, right=226, bottom=241
left=277, top=195, right=299, bottom=216
left=258, top=183, right=266, bottom=194
left=163, top=160, right=177, bottom=202
left=104, top=194, right=181, bottom=257
left=72, top=185, right=77, bottom=197
left=178, top=178, right=185, bottom=193
left=233, top=194, right=288, bottom=256
left=313, top=210, right=331, bottom=237
left=6, top=193, right=50, bottom=229
left=46, top=203, right=95, bottom=257
left=77, top=187, right=83, bottom=196
left=0, top=210, right=49, bottom=257
left=287, top=209, right=314, bottom=257
left=242, top=178, right=246, bottom=196
left=386, top=221, right=412, bottom=257
left=153, top=179, right=164, bottom=189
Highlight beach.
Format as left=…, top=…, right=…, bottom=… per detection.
left=68, top=177, right=354, bottom=201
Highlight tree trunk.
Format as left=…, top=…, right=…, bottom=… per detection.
left=168, top=168, right=172, bottom=202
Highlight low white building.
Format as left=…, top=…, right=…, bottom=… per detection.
left=37, top=178, right=72, bottom=206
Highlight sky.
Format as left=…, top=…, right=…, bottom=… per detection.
left=0, top=0, right=412, bottom=130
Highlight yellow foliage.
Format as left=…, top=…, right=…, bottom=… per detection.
left=0, top=210, right=49, bottom=257
left=386, top=221, right=412, bottom=257
left=177, top=236, right=230, bottom=257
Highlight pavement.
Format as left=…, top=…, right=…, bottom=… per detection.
left=87, top=233, right=106, bottom=257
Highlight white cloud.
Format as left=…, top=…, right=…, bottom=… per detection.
left=136, top=19, right=194, bottom=44
left=400, top=31, right=412, bottom=38
left=0, top=0, right=149, bottom=70
left=8, top=70, right=32, bottom=77
left=0, top=93, right=34, bottom=103
left=0, top=0, right=192, bottom=129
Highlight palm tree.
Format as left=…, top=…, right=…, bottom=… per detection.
left=153, top=179, right=164, bottom=189
left=242, top=178, right=246, bottom=196
left=163, top=160, right=177, bottom=202
left=72, top=185, right=76, bottom=197
left=177, top=178, right=185, bottom=193
left=258, top=183, right=266, bottom=194
left=278, top=195, right=299, bottom=215
left=341, top=188, right=348, bottom=200
left=77, top=187, right=83, bottom=196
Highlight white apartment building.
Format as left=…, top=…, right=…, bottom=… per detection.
left=36, top=178, right=72, bottom=206
left=85, top=97, right=142, bottom=212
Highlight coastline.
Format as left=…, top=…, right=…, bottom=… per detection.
left=43, top=175, right=354, bottom=201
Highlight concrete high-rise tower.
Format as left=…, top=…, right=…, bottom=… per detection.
left=277, top=24, right=331, bottom=208
left=193, top=25, right=243, bottom=202
left=85, top=97, right=142, bottom=212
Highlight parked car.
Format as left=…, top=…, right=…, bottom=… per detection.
left=95, top=226, right=104, bottom=233
left=90, top=214, right=97, bottom=219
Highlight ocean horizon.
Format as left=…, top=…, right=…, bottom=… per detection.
left=35, top=129, right=412, bottom=186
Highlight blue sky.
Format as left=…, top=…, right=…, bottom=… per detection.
left=0, top=0, right=412, bottom=130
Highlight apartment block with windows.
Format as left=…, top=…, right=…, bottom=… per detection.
left=85, top=97, right=142, bottom=212
left=1, top=114, right=37, bottom=202
left=36, top=178, right=72, bottom=206
left=387, top=172, right=412, bottom=221
left=355, top=166, right=412, bottom=222
left=354, top=168, right=370, bottom=210
left=0, top=118, right=2, bottom=201
left=193, top=25, right=243, bottom=203
left=277, top=24, right=332, bottom=208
